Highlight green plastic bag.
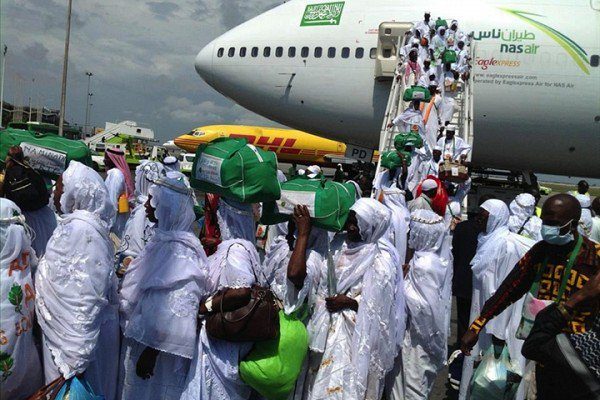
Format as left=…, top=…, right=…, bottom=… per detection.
left=261, top=175, right=356, bottom=231
left=190, top=137, right=281, bottom=203
left=239, top=311, right=309, bottom=400
left=402, top=85, right=431, bottom=102
left=394, top=132, right=423, bottom=152
left=470, top=345, right=521, bottom=400
left=443, top=50, right=458, bottom=64
left=435, top=18, right=448, bottom=28
left=381, top=150, right=413, bottom=169
left=0, top=128, right=92, bottom=178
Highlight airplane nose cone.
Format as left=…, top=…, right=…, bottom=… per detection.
left=195, top=42, right=214, bottom=85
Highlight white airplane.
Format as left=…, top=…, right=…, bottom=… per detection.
left=194, top=0, right=600, bottom=178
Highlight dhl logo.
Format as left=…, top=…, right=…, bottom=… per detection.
left=229, top=134, right=303, bottom=155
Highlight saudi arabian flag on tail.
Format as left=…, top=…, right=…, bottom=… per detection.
left=301, top=2, right=345, bottom=26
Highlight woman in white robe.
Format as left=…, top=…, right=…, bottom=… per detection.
left=401, top=209, right=452, bottom=400
left=304, top=198, right=398, bottom=400
left=119, top=177, right=208, bottom=400
left=36, top=161, right=120, bottom=399
left=458, top=199, right=534, bottom=400
left=0, top=199, right=43, bottom=399
left=117, top=161, right=166, bottom=262
left=182, top=227, right=263, bottom=399
left=508, top=193, right=542, bottom=241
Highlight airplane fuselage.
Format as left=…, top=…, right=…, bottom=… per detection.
left=194, top=0, right=600, bottom=177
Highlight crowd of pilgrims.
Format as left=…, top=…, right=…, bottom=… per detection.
left=2, top=12, right=600, bottom=400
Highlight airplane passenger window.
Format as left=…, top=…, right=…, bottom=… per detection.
left=355, top=48, right=364, bottom=58
left=314, top=47, right=322, bottom=58
left=328, top=47, right=336, bottom=58
left=228, top=47, right=235, bottom=57
left=264, top=47, right=271, bottom=57
left=239, top=47, right=247, bottom=57
left=301, top=47, right=309, bottom=58
left=217, top=48, right=224, bottom=57
left=276, top=47, right=283, bottom=57
left=251, top=47, right=259, bottom=57
left=341, top=47, right=350, bottom=58
left=288, top=47, right=296, bottom=57
left=370, top=47, right=377, bottom=59
left=591, top=55, right=599, bottom=67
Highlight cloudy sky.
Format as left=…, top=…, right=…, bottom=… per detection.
left=1, top=0, right=283, bottom=142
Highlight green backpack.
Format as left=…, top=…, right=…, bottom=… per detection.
left=0, top=128, right=92, bottom=178
left=239, top=311, right=309, bottom=400
left=381, top=150, right=411, bottom=169
left=402, top=85, right=431, bottom=102
left=261, top=175, right=356, bottom=231
left=190, top=137, right=281, bottom=203
left=443, top=50, right=457, bottom=64
left=394, top=132, right=424, bottom=152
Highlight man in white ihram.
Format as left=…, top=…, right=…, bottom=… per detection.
left=436, top=125, right=471, bottom=162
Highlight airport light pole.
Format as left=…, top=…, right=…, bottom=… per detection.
left=58, top=0, right=73, bottom=137
left=84, top=71, right=93, bottom=136
left=0, top=45, right=7, bottom=128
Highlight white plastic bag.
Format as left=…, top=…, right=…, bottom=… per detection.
left=470, top=345, right=522, bottom=400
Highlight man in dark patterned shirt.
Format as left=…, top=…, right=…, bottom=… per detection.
left=461, top=194, right=600, bottom=393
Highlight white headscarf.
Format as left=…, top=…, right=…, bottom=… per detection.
left=163, top=155, right=180, bottom=172
left=470, top=199, right=511, bottom=279
left=307, top=198, right=398, bottom=399
left=120, top=177, right=208, bottom=358
left=405, top=209, right=451, bottom=365
left=59, top=161, right=116, bottom=229
left=118, top=161, right=167, bottom=259
left=134, top=160, right=166, bottom=205
left=36, top=161, right=118, bottom=379
left=0, top=199, right=42, bottom=396
left=508, top=193, right=542, bottom=240
left=217, top=198, right=255, bottom=242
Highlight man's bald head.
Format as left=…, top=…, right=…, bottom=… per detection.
left=541, top=194, right=581, bottom=226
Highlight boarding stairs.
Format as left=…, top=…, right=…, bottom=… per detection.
left=372, top=27, right=476, bottom=186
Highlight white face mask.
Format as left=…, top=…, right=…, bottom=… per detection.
left=541, top=219, right=574, bottom=245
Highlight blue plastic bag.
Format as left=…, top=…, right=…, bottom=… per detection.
left=470, top=345, right=521, bottom=400
left=56, top=377, right=104, bottom=400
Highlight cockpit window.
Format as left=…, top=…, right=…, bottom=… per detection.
left=301, top=47, right=309, bottom=58
left=228, top=47, right=235, bottom=57
left=217, top=48, right=224, bottom=58
left=251, top=47, right=259, bottom=57
left=263, top=47, right=271, bottom=57
left=275, top=47, right=283, bottom=57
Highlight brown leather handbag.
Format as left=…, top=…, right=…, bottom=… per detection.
left=206, top=284, right=280, bottom=342
left=205, top=243, right=280, bottom=342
